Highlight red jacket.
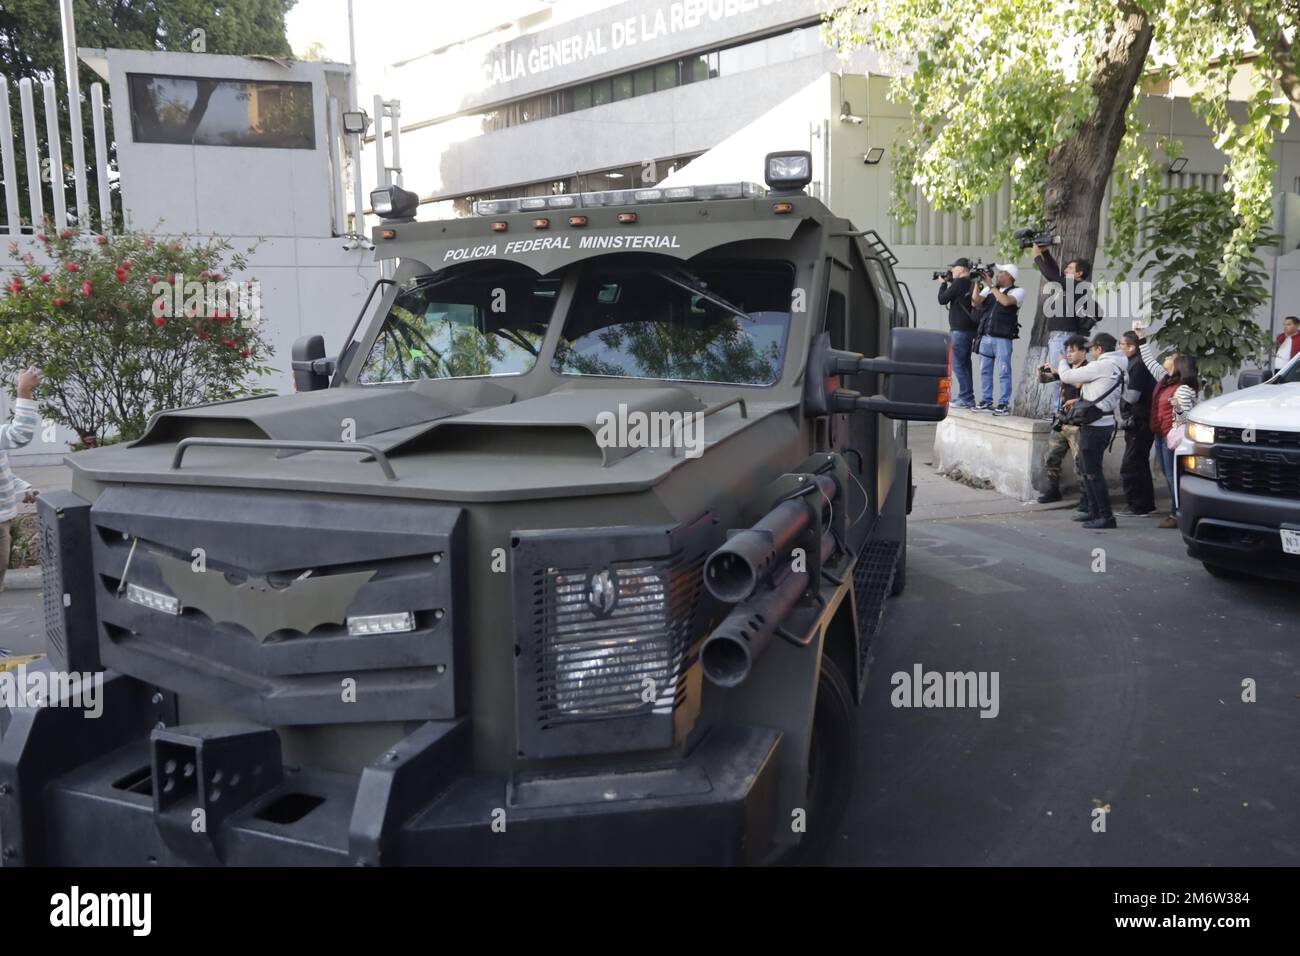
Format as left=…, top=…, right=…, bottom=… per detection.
left=1278, top=330, right=1300, bottom=362
left=1150, top=379, right=1181, bottom=436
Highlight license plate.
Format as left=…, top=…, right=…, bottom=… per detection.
left=1282, top=530, right=1300, bottom=555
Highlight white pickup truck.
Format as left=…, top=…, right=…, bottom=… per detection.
left=1177, top=354, right=1300, bottom=581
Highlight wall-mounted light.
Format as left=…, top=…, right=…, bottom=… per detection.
left=1167, top=156, right=1188, bottom=174
left=342, top=110, right=370, bottom=135
left=863, top=147, right=885, bottom=165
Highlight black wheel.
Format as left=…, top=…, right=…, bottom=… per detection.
left=889, top=525, right=907, bottom=596
left=782, top=654, right=859, bottom=865
left=1202, top=561, right=1250, bottom=581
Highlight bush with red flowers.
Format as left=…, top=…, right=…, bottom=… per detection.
left=1, top=230, right=273, bottom=445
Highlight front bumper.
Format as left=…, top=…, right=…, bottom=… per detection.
left=0, top=670, right=782, bottom=866
left=1178, top=474, right=1300, bottom=581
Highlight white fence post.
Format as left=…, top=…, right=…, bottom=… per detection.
left=373, top=93, right=387, bottom=193
left=60, top=0, right=90, bottom=225
left=90, top=82, right=112, bottom=233
left=0, top=76, right=21, bottom=234
left=43, top=78, right=68, bottom=230
left=327, top=95, right=345, bottom=235
left=18, top=78, right=42, bottom=229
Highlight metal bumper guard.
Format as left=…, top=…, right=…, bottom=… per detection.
left=0, top=672, right=781, bottom=866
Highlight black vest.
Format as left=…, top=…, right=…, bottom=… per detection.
left=979, top=287, right=1021, bottom=339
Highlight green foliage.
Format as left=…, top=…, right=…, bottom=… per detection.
left=1135, top=188, right=1276, bottom=394
left=824, top=0, right=1298, bottom=281
left=0, top=229, right=275, bottom=443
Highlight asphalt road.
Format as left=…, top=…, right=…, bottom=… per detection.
left=3, top=503, right=1296, bottom=867
left=828, top=505, right=1300, bottom=866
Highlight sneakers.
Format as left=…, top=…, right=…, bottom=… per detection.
left=1037, top=488, right=1062, bottom=504
left=972, top=401, right=994, bottom=412
left=992, top=404, right=1010, bottom=416
left=1083, top=516, right=1118, bottom=529
left=954, top=399, right=977, bottom=409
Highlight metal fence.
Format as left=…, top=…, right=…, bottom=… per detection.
left=0, top=74, right=114, bottom=235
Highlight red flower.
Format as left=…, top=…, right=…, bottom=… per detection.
left=53, top=297, right=66, bottom=307
left=172, top=243, right=182, bottom=252
left=115, top=268, right=128, bottom=282
left=38, top=272, right=50, bottom=283
left=35, top=232, right=47, bottom=243
left=199, top=332, right=210, bottom=341
left=198, top=270, right=210, bottom=281
left=209, top=272, right=223, bottom=282
left=67, top=262, right=80, bottom=272
left=154, top=317, right=167, bottom=328
left=149, top=274, right=159, bottom=284
left=81, top=280, right=93, bottom=297
left=6, top=278, right=22, bottom=294
left=166, top=273, right=176, bottom=284
left=221, top=338, right=236, bottom=348
left=59, top=228, right=73, bottom=240
left=121, top=259, right=134, bottom=270
left=240, top=348, right=251, bottom=358
left=96, top=235, right=108, bottom=245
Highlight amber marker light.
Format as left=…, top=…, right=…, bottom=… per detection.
left=380, top=229, right=397, bottom=239
left=490, top=221, right=508, bottom=232
left=568, top=216, right=588, bottom=227
left=617, top=212, right=638, bottom=224
left=772, top=202, right=794, bottom=214
left=532, top=218, right=550, bottom=229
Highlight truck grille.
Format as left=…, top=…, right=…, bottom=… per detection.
left=1217, top=458, right=1300, bottom=499
left=1215, top=427, right=1300, bottom=449
left=511, top=513, right=720, bottom=759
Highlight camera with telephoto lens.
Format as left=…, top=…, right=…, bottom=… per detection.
left=932, top=269, right=953, bottom=281
left=1014, top=221, right=1059, bottom=250
left=969, top=260, right=998, bottom=281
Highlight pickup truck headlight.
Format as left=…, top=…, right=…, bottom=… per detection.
left=1182, top=454, right=1217, bottom=478
left=1188, top=422, right=1215, bottom=444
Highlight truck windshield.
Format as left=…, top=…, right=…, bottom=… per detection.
left=357, top=264, right=558, bottom=383
left=552, top=258, right=794, bottom=386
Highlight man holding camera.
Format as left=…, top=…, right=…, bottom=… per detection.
left=1049, top=332, right=1128, bottom=530
left=971, top=264, right=1024, bottom=416
left=1032, top=244, right=1097, bottom=411
left=936, top=258, right=977, bottom=407
left=1037, top=334, right=1091, bottom=510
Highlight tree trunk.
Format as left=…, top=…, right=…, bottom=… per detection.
left=1012, top=1, right=1154, bottom=417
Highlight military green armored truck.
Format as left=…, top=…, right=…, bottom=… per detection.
left=1, top=151, right=949, bottom=865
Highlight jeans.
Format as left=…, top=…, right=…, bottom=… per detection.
left=1154, top=435, right=1178, bottom=514
left=1078, top=424, right=1116, bottom=519
left=950, top=330, right=975, bottom=405
left=1120, top=418, right=1156, bottom=512
left=1046, top=331, right=1070, bottom=410
left=978, top=335, right=1014, bottom=406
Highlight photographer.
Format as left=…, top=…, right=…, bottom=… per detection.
left=1032, top=244, right=1097, bottom=411
left=1036, top=334, right=1091, bottom=512
left=936, top=258, right=977, bottom=407
left=1052, top=332, right=1128, bottom=530
left=1116, top=330, right=1156, bottom=516
left=971, top=264, right=1024, bottom=415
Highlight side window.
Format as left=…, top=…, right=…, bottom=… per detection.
left=863, top=257, right=906, bottom=327
left=826, top=290, right=847, bottom=350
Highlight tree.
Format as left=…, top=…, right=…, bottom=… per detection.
left=825, top=0, right=1299, bottom=412
left=0, top=229, right=274, bottom=444
left=0, top=0, right=297, bottom=229
left=1132, top=188, right=1277, bottom=394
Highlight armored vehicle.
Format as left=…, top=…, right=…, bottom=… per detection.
left=1, top=151, right=949, bottom=865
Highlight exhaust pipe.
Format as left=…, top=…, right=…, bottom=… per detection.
left=700, top=533, right=835, bottom=687
left=703, top=473, right=837, bottom=603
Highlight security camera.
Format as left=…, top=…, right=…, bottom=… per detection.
left=839, top=113, right=864, bottom=125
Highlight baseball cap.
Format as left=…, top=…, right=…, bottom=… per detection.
left=996, top=263, right=1019, bottom=283
left=950, top=257, right=972, bottom=269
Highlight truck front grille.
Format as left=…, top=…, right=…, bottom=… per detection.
left=1217, top=458, right=1300, bottom=499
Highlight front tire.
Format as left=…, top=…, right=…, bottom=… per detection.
left=782, top=654, right=859, bottom=864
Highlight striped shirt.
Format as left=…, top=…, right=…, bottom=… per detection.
left=0, top=398, right=38, bottom=522
left=1138, top=342, right=1197, bottom=425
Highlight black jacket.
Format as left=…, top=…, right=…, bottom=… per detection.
left=1036, top=249, right=1098, bottom=333
left=937, top=277, right=976, bottom=332
left=1125, top=352, right=1156, bottom=418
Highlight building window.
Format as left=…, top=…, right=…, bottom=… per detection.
left=127, top=74, right=315, bottom=148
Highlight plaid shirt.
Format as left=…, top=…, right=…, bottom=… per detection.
left=0, top=398, right=38, bottom=522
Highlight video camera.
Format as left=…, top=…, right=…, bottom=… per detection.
left=933, top=260, right=997, bottom=282
left=1014, top=220, right=1060, bottom=250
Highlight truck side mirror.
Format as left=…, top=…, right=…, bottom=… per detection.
left=291, top=334, right=334, bottom=392
left=803, top=328, right=951, bottom=422
left=1237, top=367, right=1267, bottom=390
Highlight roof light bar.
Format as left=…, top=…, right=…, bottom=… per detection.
left=473, top=182, right=761, bottom=217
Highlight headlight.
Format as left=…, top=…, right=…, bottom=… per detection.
left=551, top=565, right=672, bottom=717
left=1182, top=454, right=1217, bottom=478
left=1188, top=421, right=1215, bottom=444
